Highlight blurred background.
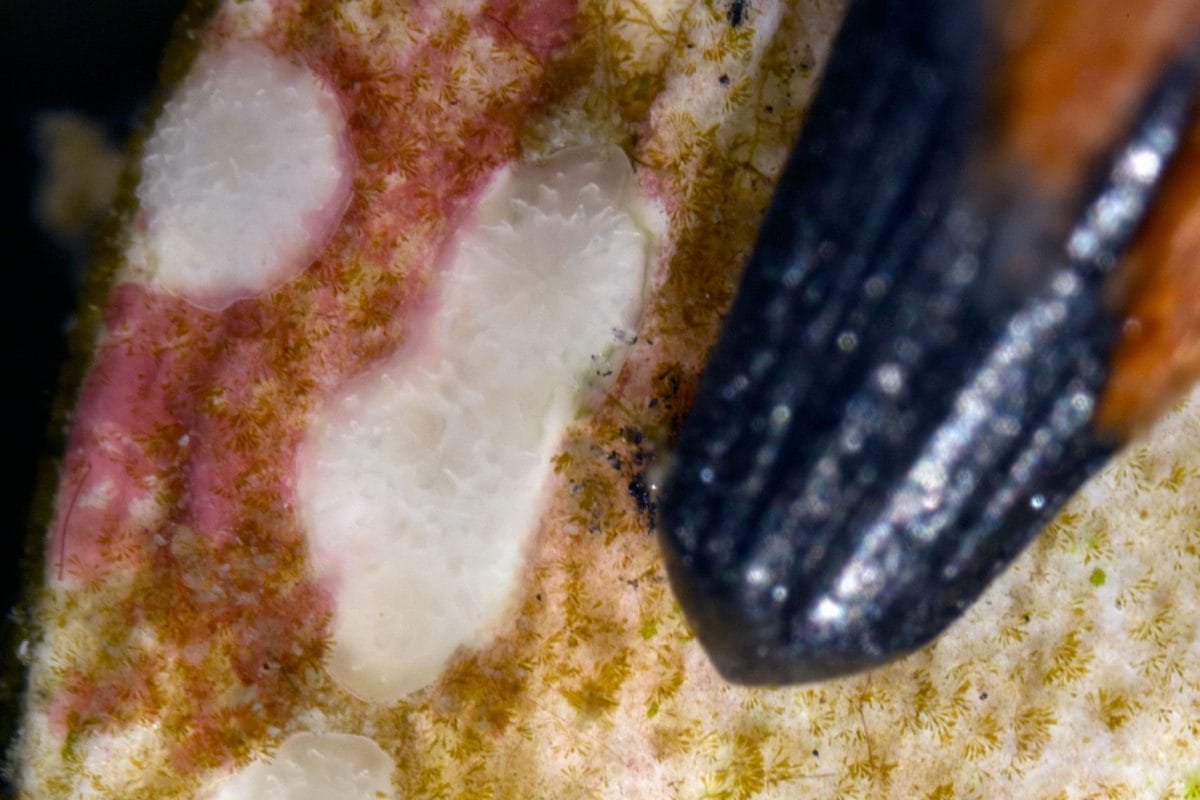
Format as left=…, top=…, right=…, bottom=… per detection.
left=1, top=0, right=187, bottom=790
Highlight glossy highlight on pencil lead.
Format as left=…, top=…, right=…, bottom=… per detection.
left=657, top=0, right=1200, bottom=685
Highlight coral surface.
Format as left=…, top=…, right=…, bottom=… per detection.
left=14, top=1, right=1200, bottom=799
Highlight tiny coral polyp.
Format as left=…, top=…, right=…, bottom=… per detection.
left=131, top=40, right=351, bottom=309
left=297, top=145, right=650, bottom=703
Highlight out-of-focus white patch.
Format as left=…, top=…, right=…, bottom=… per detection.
left=297, top=146, right=649, bottom=703
left=75, top=723, right=164, bottom=798
left=78, top=478, right=115, bottom=511
left=132, top=41, right=350, bottom=310
left=201, top=732, right=395, bottom=800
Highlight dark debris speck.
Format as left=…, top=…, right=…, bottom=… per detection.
left=628, top=473, right=655, bottom=518
left=727, top=0, right=747, bottom=27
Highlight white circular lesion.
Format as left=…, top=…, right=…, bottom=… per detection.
left=131, top=40, right=351, bottom=310
left=200, top=732, right=396, bottom=800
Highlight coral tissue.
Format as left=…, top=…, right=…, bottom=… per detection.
left=132, top=41, right=351, bottom=309
left=297, top=146, right=648, bottom=703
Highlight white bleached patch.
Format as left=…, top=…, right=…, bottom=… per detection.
left=201, top=732, right=395, bottom=800
left=297, top=146, right=649, bottom=703
left=132, top=41, right=350, bottom=309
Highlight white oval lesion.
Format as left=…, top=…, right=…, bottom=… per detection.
left=201, top=732, right=396, bottom=800
left=296, top=145, right=652, bottom=703
left=130, top=40, right=352, bottom=310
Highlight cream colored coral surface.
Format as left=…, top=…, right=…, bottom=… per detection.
left=15, top=1, right=1200, bottom=798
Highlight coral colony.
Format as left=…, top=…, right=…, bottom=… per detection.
left=14, top=2, right=1200, bottom=799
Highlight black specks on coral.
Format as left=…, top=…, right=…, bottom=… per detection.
left=628, top=473, right=655, bottom=518
left=727, top=0, right=748, bottom=28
